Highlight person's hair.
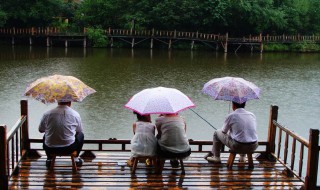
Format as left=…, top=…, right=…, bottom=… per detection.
left=232, top=101, right=246, bottom=108
left=133, top=111, right=150, bottom=122
left=58, top=101, right=71, bottom=106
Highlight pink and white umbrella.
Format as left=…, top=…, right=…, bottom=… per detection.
left=125, top=87, right=195, bottom=115
left=202, top=76, right=261, bottom=104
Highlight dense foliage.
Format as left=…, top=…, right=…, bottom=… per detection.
left=1, top=0, right=320, bottom=36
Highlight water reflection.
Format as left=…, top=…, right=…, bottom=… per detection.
left=0, top=46, right=319, bottom=144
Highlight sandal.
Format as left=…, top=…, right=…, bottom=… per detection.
left=127, top=160, right=133, bottom=167
left=145, top=158, right=152, bottom=167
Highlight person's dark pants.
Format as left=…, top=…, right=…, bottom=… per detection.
left=156, top=143, right=191, bottom=159
left=43, top=132, right=84, bottom=160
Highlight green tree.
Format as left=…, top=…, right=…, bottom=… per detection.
left=0, top=8, right=7, bottom=27
left=306, top=0, right=320, bottom=34
left=75, top=0, right=126, bottom=28
left=1, top=0, right=65, bottom=27
left=227, top=0, right=286, bottom=36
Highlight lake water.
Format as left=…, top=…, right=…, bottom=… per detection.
left=0, top=46, right=319, bottom=143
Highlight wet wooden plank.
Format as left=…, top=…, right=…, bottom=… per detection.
left=9, top=151, right=304, bottom=189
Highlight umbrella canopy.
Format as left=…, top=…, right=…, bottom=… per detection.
left=24, top=74, right=96, bottom=104
left=125, top=86, right=195, bottom=115
left=202, top=76, right=260, bottom=104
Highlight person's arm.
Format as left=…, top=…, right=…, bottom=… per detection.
left=221, top=115, right=231, bottom=133
left=155, top=119, right=162, bottom=139
left=75, top=116, right=83, bottom=134
left=38, top=114, right=47, bottom=133
left=132, top=123, right=136, bottom=135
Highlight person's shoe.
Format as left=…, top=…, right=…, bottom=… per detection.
left=170, top=159, right=179, bottom=168
left=46, top=159, right=52, bottom=168
left=145, top=158, right=152, bottom=167
left=127, top=160, right=133, bottom=167
left=75, top=158, right=83, bottom=167
left=204, top=152, right=213, bottom=160
left=239, top=155, right=246, bottom=163
left=206, top=156, right=221, bottom=164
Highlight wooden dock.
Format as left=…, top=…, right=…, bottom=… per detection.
left=1, top=101, right=319, bottom=189
left=1, top=27, right=320, bottom=52
left=9, top=151, right=304, bottom=189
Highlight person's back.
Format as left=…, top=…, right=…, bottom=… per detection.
left=224, top=108, right=258, bottom=143
left=40, top=105, right=82, bottom=147
left=39, top=101, right=84, bottom=167
left=131, top=121, right=157, bottom=157
left=156, top=115, right=190, bottom=153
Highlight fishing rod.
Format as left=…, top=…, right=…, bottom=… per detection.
left=189, top=108, right=217, bottom=130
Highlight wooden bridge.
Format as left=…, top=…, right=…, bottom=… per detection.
left=0, top=100, right=319, bottom=189
left=1, top=27, right=320, bottom=52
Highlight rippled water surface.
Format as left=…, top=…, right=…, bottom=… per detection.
left=0, top=46, right=319, bottom=142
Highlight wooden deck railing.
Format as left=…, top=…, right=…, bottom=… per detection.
left=0, top=100, right=29, bottom=190
left=266, top=105, right=319, bottom=190
left=0, top=101, right=319, bottom=189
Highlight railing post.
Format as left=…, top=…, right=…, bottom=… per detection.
left=267, top=105, right=278, bottom=154
left=257, top=105, right=278, bottom=161
left=304, top=129, right=319, bottom=190
left=0, top=125, right=8, bottom=190
left=21, top=100, right=30, bottom=152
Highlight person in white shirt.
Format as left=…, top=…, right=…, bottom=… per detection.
left=205, top=101, right=258, bottom=163
left=39, top=101, right=84, bottom=167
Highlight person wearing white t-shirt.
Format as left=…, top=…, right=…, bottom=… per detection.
left=205, top=101, right=258, bottom=163
left=39, top=101, right=84, bottom=167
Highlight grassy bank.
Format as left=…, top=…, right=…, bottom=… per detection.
left=264, top=42, right=320, bottom=52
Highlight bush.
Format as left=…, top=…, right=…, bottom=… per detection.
left=289, top=41, right=320, bottom=52
left=264, top=43, right=289, bottom=52
left=86, top=27, right=108, bottom=47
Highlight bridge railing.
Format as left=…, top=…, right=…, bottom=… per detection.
left=0, top=27, right=61, bottom=35
left=2, top=27, right=320, bottom=44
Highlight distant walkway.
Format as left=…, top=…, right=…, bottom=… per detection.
left=1, top=27, right=320, bottom=52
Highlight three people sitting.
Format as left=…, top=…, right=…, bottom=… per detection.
left=39, top=101, right=258, bottom=169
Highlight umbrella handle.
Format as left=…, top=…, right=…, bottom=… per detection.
left=189, top=108, right=217, bottom=130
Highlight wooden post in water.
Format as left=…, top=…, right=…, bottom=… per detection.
left=150, top=28, right=154, bottom=49
left=29, top=37, right=32, bottom=46
left=83, top=37, right=86, bottom=48
left=224, top=33, right=228, bottom=53
left=259, top=33, right=263, bottom=53
left=46, top=37, right=50, bottom=47
left=11, top=28, right=16, bottom=45
left=0, top=125, right=8, bottom=190
left=304, top=129, right=319, bottom=190
left=132, top=38, right=135, bottom=48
